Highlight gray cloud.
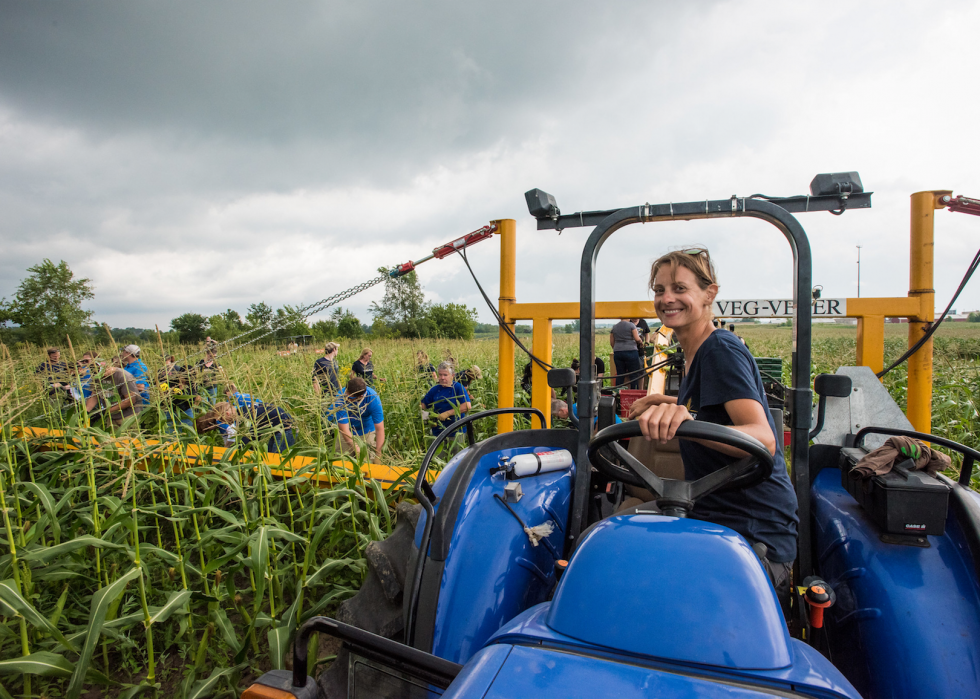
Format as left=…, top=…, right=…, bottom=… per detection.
left=1, top=0, right=978, bottom=331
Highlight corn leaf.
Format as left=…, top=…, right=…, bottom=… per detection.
left=20, top=481, right=61, bottom=544
left=0, top=580, right=76, bottom=652
left=184, top=662, right=247, bottom=699
left=147, top=589, right=192, bottom=626
left=20, top=536, right=124, bottom=565
left=65, top=565, right=142, bottom=699
left=0, top=651, right=74, bottom=678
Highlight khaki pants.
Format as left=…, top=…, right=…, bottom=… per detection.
left=342, top=431, right=377, bottom=461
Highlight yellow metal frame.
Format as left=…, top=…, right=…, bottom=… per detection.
left=495, top=191, right=945, bottom=434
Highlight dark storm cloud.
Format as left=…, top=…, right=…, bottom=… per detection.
left=0, top=1, right=977, bottom=329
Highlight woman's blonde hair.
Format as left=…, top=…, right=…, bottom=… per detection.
left=649, top=247, right=718, bottom=292
left=416, top=350, right=429, bottom=365
left=325, top=342, right=340, bottom=354
left=359, top=348, right=372, bottom=360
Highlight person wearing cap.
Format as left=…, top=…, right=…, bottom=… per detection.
left=313, top=342, right=341, bottom=395
left=327, top=377, right=385, bottom=459
left=119, top=345, right=150, bottom=404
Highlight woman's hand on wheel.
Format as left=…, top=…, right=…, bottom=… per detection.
left=628, top=393, right=677, bottom=418
left=636, top=401, right=693, bottom=443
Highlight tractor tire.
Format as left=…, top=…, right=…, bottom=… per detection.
left=316, top=501, right=421, bottom=698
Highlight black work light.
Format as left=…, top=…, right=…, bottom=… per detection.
left=525, top=189, right=560, bottom=220
left=810, top=172, right=864, bottom=197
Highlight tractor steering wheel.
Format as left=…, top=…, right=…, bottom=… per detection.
left=587, top=420, right=774, bottom=517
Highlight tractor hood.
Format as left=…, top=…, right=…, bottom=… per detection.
left=546, top=515, right=792, bottom=670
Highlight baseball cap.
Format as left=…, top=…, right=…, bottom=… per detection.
left=122, top=344, right=140, bottom=356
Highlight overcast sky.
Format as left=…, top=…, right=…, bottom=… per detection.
left=1, top=1, right=978, bottom=332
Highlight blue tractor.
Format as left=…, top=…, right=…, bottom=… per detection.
left=244, top=176, right=980, bottom=698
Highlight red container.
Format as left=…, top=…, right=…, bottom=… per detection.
left=618, top=389, right=648, bottom=418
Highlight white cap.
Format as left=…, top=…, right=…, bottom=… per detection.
left=122, top=344, right=140, bottom=356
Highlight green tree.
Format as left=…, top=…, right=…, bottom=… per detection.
left=223, top=308, right=244, bottom=330
left=969, top=312, right=980, bottom=323
left=246, top=302, right=274, bottom=329
left=369, top=269, right=432, bottom=338
left=336, top=308, right=364, bottom=339
left=311, top=318, right=338, bottom=340
left=171, top=313, right=209, bottom=344
left=274, top=305, right=312, bottom=341
left=207, top=314, right=233, bottom=341
left=0, top=259, right=94, bottom=345
left=427, top=303, right=478, bottom=339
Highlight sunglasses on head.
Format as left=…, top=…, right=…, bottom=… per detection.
left=681, top=248, right=709, bottom=256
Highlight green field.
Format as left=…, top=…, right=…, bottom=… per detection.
left=1, top=323, right=979, bottom=697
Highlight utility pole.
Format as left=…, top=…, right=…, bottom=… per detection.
left=856, top=245, right=862, bottom=298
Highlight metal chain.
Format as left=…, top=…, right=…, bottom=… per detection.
left=212, top=274, right=388, bottom=359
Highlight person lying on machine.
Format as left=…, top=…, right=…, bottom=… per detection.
left=628, top=247, right=798, bottom=609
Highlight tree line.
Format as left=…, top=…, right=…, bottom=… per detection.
left=1, top=260, right=483, bottom=348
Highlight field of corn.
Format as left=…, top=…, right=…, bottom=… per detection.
left=1, top=323, right=979, bottom=698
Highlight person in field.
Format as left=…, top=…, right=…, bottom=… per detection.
left=88, top=360, right=146, bottom=427
left=610, top=318, right=643, bottom=388
left=36, top=347, right=72, bottom=402
left=415, top=350, right=437, bottom=384
left=456, top=364, right=482, bottom=388
left=421, top=362, right=471, bottom=456
left=159, top=355, right=196, bottom=431
left=196, top=402, right=238, bottom=447
left=628, top=247, right=798, bottom=609
left=328, top=377, right=385, bottom=460
left=313, top=342, right=341, bottom=395
left=120, top=345, right=150, bottom=404
left=351, top=348, right=379, bottom=386
left=195, top=349, right=222, bottom=404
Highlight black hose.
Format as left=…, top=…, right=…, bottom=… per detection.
left=878, top=246, right=980, bottom=378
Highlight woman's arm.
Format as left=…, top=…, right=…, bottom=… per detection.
left=632, top=327, right=642, bottom=343
left=609, top=332, right=615, bottom=349
left=635, top=398, right=775, bottom=457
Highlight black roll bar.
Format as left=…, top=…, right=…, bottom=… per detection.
left=569, top=195, right=822, bottom=579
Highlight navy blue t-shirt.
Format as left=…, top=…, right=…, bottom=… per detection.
left=421, top=382, right=471, bottom=435
left=677, top=331, right=798, bottom=563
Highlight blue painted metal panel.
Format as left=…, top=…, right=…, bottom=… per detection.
left=423, top=446, right=573, bottom=664
left=812, top=468, right=980, bottom=699
left=440, top=645, right=511, bottom=699
left=467, top=645, right=811, bottom=699
left=546, top=515, right=792, bottom=670
left=489, top=604, right=861, bottom=698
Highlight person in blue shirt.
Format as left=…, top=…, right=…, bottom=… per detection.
left=630, top=247, right=798, bottom=612
left=225, top=383, right=263, bottom=411
left=120, top=345, right=151, bottom=404
left=421, top=362, right=471, bottom=436
left=328, top=377, right=385, bottom=459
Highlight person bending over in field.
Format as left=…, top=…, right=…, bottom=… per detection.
left=421, top=362, right=472, bottom=457
left=328, top=377, right=385, bottom=460
left=456, top=364, right=483, bottom=389
left=159, top=355, right=197, bottom=432
left=313, top=342, right=341, bottom=395
left=195, top=349, right=223, bottom=405
left=88, top=360, right=146, bottom=428
left=224, top=383, right=262, bottom=411
left=196, top=402, right=238, bottom=447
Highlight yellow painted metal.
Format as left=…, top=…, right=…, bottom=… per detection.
left=855, top=315, right=885, bottom=375
left=845, top=297, right=922, bottom=318
left=11, top=426, right=419, bottom=489
left=497, top=219, right=517, bottom=433
left=531, top=318, right=554, bottom=427
left=508, top=300, right=657, bottom=321
left=905, top=191, right=948, bottom=431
